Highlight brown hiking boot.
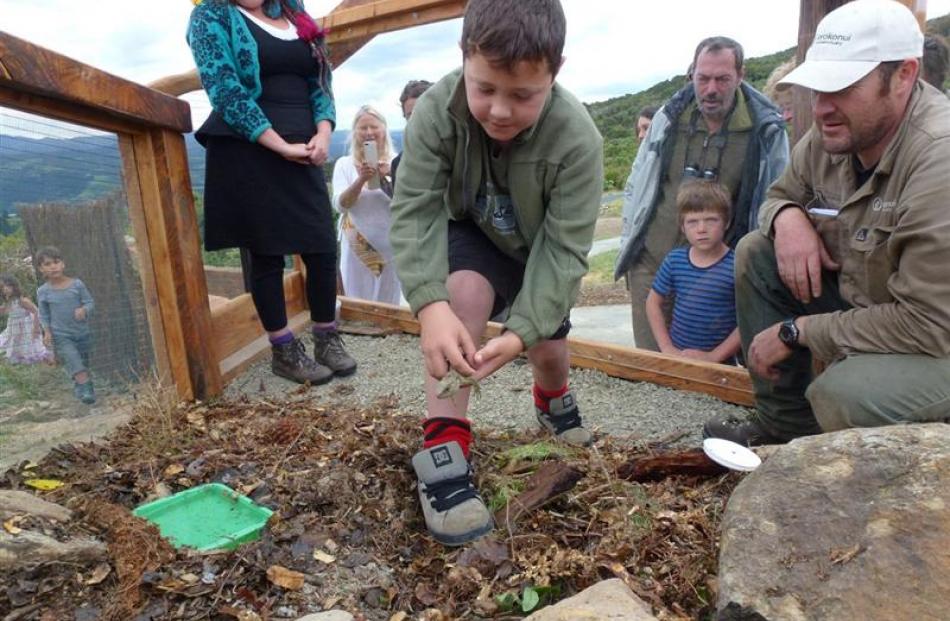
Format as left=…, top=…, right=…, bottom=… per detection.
left=272, top=338, right=333, bottom=385
left=312, top=330, right=357, bottom=376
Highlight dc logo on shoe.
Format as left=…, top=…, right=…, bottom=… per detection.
left=562, top=393, right=574, bottom=409
left=431, top=446, right=453, bottom=468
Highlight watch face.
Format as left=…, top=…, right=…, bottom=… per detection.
left=779, top=320, right=797, bottom=346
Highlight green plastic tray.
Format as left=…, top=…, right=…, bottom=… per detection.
left=133, top=483, right=273, bottom=551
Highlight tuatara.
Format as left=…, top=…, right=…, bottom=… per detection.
left=436, top=369, right=482, bottom=400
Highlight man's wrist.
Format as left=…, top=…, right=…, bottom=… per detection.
left=793, top=316, right=809, bottom=348
left=778, top=317, right=803, bottom=349
left=771, top=203, right=806, bottom=238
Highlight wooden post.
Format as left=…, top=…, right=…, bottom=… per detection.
left=791, top=0, right=928, bottom=144
left=118, top=130, right=222, bottom=400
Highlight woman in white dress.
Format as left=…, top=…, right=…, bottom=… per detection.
left=332, top=105, right=401, bottom=305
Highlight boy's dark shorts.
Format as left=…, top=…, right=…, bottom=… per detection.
left=448, top=218, right=571, bottom=340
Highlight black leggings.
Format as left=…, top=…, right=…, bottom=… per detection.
left=248, top=251, right=337, bottom=332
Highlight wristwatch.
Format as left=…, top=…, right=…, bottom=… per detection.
left=778, top=318, right=802, bottom=349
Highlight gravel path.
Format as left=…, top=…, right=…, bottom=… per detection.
left=225, top=332, right=751, bottom=447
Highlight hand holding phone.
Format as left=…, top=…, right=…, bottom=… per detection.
left=363, top=140, right=380, bottom=190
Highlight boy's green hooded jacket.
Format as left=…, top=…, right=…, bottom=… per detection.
left=390, top=68, right=604, bottom=348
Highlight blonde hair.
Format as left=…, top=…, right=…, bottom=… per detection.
left=349, top=105, right=393, bottom=164
left=764, top=58, right=796, bottom=100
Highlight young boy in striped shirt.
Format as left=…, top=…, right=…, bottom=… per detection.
left=646, top=181, right=740, bottom=364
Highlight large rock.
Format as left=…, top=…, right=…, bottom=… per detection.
left=523, top=578, right=657, bottom=620
left=718, top=424, right=950, bottom=621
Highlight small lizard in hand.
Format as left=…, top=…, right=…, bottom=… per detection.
left=436, top=369, right=482, bottom=399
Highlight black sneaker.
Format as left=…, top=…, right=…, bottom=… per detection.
left=79, top=381, right=96, bottom=405
left=312, top=330, right=357, bottom=377
left=702, top=413, right=785, bottom=447
left=272, top=338, right=333, bottom=385
left=411, top=442, right=493, bottom=546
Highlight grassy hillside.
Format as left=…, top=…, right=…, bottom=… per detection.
left=590, top=12, right=950, bottom=190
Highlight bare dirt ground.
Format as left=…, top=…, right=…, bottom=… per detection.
left=576, top=282, right=628, bottom=307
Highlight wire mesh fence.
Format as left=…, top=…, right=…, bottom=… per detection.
left=1, top=107, right=155, bottom=464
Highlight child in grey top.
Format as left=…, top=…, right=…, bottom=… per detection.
left=36, top=246, right=96, bottom=404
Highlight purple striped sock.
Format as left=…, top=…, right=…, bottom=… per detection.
left=312, top=321, right=337, bottom=334
left=269, top=331, right=294, bottom=345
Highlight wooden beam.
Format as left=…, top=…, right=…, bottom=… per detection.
left=0, top=31, right=191, bottom=133
left=118, top=135, right=174, bottom=391
left=122, top=129, right=222, bottom=399
left=0, top=88, right=145, bottom=136
left=147, top=0, right=463, bottom=96
left=321, top=0, right=465, bottom=42
left=337, top=298, right=755, bottom=406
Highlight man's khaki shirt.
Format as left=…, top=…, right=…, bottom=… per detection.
left=758, top=83, right=950, bottom=362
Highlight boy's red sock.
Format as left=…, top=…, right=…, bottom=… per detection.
left=533, top=383, right=569, bottom=413
left=423, top=417, right=473, bottom=458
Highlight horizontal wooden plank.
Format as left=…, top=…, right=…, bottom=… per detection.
left=0, top=31, right=191, bottom=133
left=322, top=0, right=465, bottom=41
left=0, top=87, right=144, bottom=135
left=212, top=271, right=307, bottom=361
left=337, top=298, right=755, bottom=406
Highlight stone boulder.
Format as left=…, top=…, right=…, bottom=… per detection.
left=718, top=424, right=950, bottom=621
left=523, top=578, right=657, bottom=620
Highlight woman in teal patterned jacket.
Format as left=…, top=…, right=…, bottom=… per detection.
left=188, top=0, right=357, bottom=385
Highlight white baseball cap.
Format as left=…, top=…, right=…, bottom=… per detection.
left=779, top=0, right=924, bottom=93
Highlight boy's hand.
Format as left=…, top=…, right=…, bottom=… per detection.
left=43, top=331, right=52, bottom=347
left=418, top=301, right=476, bottom=379
left=74, top=307, right=87, bottom=321
left=681, top=349, right=715, bottom=362
left=472, top=331, right=524, bottom=381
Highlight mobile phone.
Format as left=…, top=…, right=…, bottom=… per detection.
left=362, top=140, right=380, bottom=190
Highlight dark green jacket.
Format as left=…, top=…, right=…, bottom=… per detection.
left=390, top=68, right=603, bottom=347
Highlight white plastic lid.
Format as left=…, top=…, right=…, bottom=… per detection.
left=703, top=438, right=762, bottom=472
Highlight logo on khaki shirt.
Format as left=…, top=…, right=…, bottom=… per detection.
left=872, top=197, right=897, bottom=212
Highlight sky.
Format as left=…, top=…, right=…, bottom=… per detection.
left=1, top=0, right=948, bottom=136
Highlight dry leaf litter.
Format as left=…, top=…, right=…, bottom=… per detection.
left=1, top=332, right=750, bottom=620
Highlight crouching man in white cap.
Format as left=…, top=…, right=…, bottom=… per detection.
left=703, top=0, right=950, bottom=446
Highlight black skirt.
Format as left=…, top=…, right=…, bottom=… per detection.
left=202, top=134, right=335, bottom=255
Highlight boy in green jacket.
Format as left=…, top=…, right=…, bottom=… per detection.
left=390, top=0, right=603, bottom=546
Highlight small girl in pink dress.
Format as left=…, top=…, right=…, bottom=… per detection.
left=0, top=274, right=50, bottom=365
